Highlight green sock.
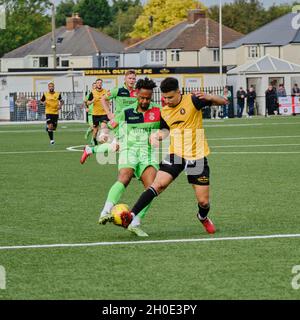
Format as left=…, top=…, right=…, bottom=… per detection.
left=92, top=143, right=111, bottom=154
left=85, top=127, right=92, bottom=140
left=137, top=202, right=151, bottom=219
left=107, top=181, right=126, bottom=204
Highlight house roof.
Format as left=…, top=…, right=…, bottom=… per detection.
left=125, top=17, right=243, bottom=53
left=3, top=25, right=125, bottom=58
left=224, top=13, right=300, bottom=49
left=227, top=55, right=300, bottom=75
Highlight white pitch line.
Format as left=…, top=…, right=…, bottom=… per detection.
left=208, top=135, right=300, bottom=141
left=213, top=151, right=300, bottom=154
left=210, top=143, right=300, bottom=148
left=0, top=150, right=69, bottom=155
left=1, top=233, right=300, bottom=251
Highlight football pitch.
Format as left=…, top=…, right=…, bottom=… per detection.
left=0, top=116, right=300, bottom=300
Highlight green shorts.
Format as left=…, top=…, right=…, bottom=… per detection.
left=118, top=146, right=159, bottom=179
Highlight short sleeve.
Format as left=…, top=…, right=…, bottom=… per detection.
left=192, top=95, right=212, bottom=110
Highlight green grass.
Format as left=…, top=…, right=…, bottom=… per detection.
left=1, top=116, right=300, bottom=299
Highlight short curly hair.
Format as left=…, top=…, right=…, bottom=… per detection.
left=135, top=77, right=157, bottom=91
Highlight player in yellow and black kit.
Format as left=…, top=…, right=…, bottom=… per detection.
left=40, top=82, right=63, bottom=145
left=86, top=78, right=108, bottom=145
left=125, top=77, right=227, bottom=234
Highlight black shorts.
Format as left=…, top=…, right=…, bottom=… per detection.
left=93, top=115, right=109, bottom=127
left=46, top=114, right=59, bottom=129
left=159, top=154, right=210, bottom=186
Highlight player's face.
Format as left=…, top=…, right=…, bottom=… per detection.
left=125, top=74, right=136, bottom=89
left=137, top=88, right=152, bottom=111
left=96, top=80, right=102, bottom=90
left=162, top=90, right=181, bottom=107
left=48, top=84, right=55, bottom=92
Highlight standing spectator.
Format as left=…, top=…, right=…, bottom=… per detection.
left=15, top=93, right=27, bottom=121
left=222, top=86, right=231, bottom=119
left=237, top=87, right=247, bottom=118
left=277, top=84, right=287, bottom=97
left=292, top=83, right=300, bottom=96
left=27, top=96, right=38, bottom=120
left=265, top=85, right=278, bottom=117
left=247, top=86, right=256, bottom=118
left=209, top=90, right=219, bottom=119
left=291, top=84, right=300, bottom=116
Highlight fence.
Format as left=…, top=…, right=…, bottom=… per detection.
left=6, top=86, right=233, bottom=122
left=8, top=91, right=85, bottom=122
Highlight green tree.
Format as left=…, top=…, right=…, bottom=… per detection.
left=103, top=2, right=142, bottom=41
left=75, top=0, right=111, bottom=28
left=110, top=0, right=141, bottom=17
left=208, top=0, right=294, bottom=35
left=0, top=0, right=51, bottom=57
left=56, top=0, right=77, bottom=27
left=130, top=0, right=205, bottom=38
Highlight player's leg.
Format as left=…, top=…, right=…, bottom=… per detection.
left=127, top=166, right=157, bottom=237
left=85, top=114, right=93, bottom=141
left=98, top=120, right=109, bottom=144
left=99, top=167, right=134, bottom=224
left=46, top=115, right=55, bottom=144
left=129, top=154, right=184, bottom=223
left=187, top=157, right=215, bottom=234
left=92, top=116, right=99, bottom=146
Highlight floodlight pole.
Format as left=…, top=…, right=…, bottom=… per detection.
left=219, top=0, right=223, bottom=88
left=51, top=2, right=57, bottom=69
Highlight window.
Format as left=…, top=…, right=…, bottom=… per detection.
left=171, top=50, right=180, bottom=62
left=115, top=57, right=119, bottom=68
left=57, top=37, right=63, bottom=44
left=56, top=57, right=60, bottom=67
left=150, top=50, right=164, bottom=63
left=39, top=57, right=48, bottom=68
left=213, top=49, right=220, bottom=62
left=248, top=46, right=260, bottom=58
left=61, top=60, right=69, bottom=67
left=100, top=56, right=109, bottom=67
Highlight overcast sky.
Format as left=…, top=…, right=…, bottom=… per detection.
left=52, top=0, right=297, bottom=8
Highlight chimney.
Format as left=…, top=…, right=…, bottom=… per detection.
left=66, top=13, right=83, bottom=30
left=187, top=9, right=207, bottom=24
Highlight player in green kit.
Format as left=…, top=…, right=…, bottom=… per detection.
left=80, top=78, right=161, bottom=236
left=101, top=69, right=138, bottom=119
left=84, top=82, right=96, bottom=144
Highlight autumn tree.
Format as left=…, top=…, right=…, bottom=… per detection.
left=129, top=0, right=206, bottom=38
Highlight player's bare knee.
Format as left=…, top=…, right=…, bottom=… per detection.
left=198, top=199, right=209, bottom=208
left=118, top=171, right=133, bottom=187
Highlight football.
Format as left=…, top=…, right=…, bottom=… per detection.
left=111, top=203, right=132, bottom=227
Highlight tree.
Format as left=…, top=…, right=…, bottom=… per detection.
left=129, top=0, right=205, bottom=38
left=102, top=1, right=142, bottom=41
left=110, top=0, right=141, bottom=17
left=0, top=0, right=51, bottom=57
left=208, top=0, right=293, bottom=35
left=75, top=0, right=112, bottom=28
left=56, top=0, right=77, bottom=27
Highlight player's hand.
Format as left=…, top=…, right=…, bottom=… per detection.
left=193, top=92, right=212, bottom=101
left=149, top=133, right=160, bottom=147
left=85, top=107, right=89, bottom=113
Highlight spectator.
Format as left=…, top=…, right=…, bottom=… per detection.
left=247, top=86, right=256, bottom=118
left=209, top=90, right=220, bottom=119
left=277, top=84, right=287, bottom=97
left=27, top=96, right=38, bottom=121
left=222, top=86, right=231, bottom=119
left=237, top=87, right=247, bottom=118
left=15, top=93, right=27, bottom=121
left=292, top=83, right=300, bottom=97
left=265, top=85, right=278, bottom=117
